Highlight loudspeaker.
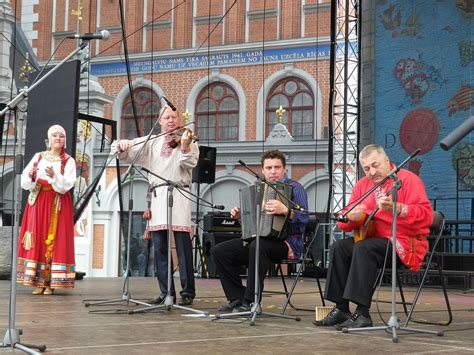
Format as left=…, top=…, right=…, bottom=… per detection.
left=26, top=60, right=80, bottom=163
left=202, top=232, right=242, bottom=278
left=192, top=146, right=216, bottom=184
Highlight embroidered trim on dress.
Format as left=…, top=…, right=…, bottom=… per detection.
left=389, top=235, right=406, bottom=260
left=42, top=151, right=63, bottom=162
left=148, top=224, right=192, bottom=233
left=17, top=257, right=75, bottom=288
left=161, top=135, right=174, bottom=157
left=398, top=203, right=408, bottom=218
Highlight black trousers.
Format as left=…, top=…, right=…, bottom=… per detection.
left=324, top=237, right=402, bottom=308
left=211, top=237, right=288, bottom=303
left=152, top=230, right=195, bottom=298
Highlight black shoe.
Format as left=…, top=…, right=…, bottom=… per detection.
left=178, top=296, right=194, bottom=306
left=148, top=296, right=165, bottom=305
left=232, top=303, right=251, bottom=313
left=312, top=308, right=351, bottom=327
left=217, top=299, right=242, bottom=312
left=334, top=311, right=373, bottom=330
left=149, top=295, right=175, bottom=305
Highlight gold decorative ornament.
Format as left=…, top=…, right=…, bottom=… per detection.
left=276, top=105, right=286, bottom=124
left=182, top=110, right=191, bottom=124
left=19, top=53, right=34, bottom=86
left=71, top=5, right=83, bottom=21
left=79, top=120, right=92, bottom=139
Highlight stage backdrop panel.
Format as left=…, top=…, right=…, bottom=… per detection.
left=22, top=60, right=80, bottom=210
left=25, top=60, right=80, bottom=163
left=372, top=1, right=473, bottom=220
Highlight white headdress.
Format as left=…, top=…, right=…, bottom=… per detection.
left=47, top=124, right=67, bottom=149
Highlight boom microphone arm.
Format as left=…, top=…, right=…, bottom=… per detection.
left=440, top=116, right=474, bottom=151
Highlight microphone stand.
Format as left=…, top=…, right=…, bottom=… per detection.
left=129, top=168, right=213, bottom=315
left=215, top=162, right=301, bottom=325
left=84, top=104, right=167, bottom=312
left=0, top=39, right=93, bottom=354
left=0, top=108, right=46, bottom=354
left=0, top=42, right=87, bottom=118
left=342, top=149, right=443, bottom=342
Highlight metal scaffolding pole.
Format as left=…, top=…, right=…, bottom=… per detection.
left=329, top=0, right=360, bottom=225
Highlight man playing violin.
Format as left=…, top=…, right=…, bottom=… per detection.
left=113, top=105, right=199, bottom=306
left=314, top=144, right=432, bottom=330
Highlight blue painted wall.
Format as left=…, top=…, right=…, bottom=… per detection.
left=374, top=0, right=473, bottom=219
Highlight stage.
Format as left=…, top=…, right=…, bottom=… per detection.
left=1, top=276, right=473, bottom=354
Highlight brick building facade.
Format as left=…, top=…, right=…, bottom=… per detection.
left=3, top=0, right=333, bottom=277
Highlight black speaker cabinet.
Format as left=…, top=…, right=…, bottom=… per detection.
left=192, top=146, right=216, bottom=184
left=202, top=232, right=242, bottom=278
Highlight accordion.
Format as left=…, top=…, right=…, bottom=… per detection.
left=239, top=181, right=292, bottom=242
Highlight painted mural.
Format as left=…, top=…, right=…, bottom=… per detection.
left=374, top=0, right=474, bottom=219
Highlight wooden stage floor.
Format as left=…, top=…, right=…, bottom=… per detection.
left=0, top=276, right=473, bottom=354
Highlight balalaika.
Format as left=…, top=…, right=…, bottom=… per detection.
left=239, top=181, right=292, bottom=241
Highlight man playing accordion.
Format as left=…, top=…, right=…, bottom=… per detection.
left=211, top=150, right=309, bottom=312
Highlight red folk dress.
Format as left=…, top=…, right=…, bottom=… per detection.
left=16, top=150, right=77, bottom=289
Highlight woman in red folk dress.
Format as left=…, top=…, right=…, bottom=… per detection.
left=16, top=124, right=76, bottom=295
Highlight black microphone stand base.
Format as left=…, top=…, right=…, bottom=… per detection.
left=215, top=302, right=301, bottom=326
left=1, top=328, right=46, bottom=354
left=342, top=315, right=443, bottom=343
left=83, top=167, right=152, bottom=314
left=83, top=291, right=154, bottom=313
left=128, top=184, right=208, bottom=317
left=128, top=294, right=209, bottom=316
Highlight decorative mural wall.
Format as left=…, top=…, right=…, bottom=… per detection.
left=374, top=0, right=473, bottom=219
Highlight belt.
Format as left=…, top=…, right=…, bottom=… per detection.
left=150, top=183, right=190, bottom=196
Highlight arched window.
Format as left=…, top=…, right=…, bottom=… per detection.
left=266, top=77, right=314, bottom=140
left=195, top=82, right=239, bottom=142
left=121, top=87, right=161, bottom=139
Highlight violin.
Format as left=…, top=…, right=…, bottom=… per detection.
left=168, top=127, right=199, bottom=149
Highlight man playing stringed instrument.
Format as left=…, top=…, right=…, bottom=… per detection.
left=313, top=144, right=432, bottom=330
left=113, top=105, right=199, bottom=306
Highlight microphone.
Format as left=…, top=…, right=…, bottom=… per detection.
left=238, top=160, right=266, bottom=181
left=212, top=204, right=225, bottom=210
left=440, top=116, right=474, bottom=151
left=67, top=30, right=110, bottom=40
left=161, top=96, right=177, bottom=111
left=330, top=215, right=348, bottom=223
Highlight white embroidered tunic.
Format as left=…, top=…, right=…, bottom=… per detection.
left=114, top=135, right=199, bottom=233
left=21, top=152, right=77, bottom=193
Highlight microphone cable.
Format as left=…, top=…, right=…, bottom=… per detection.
left=29, top=36, right=69, bottom=87
left=374, top=238, right=394, bottom=327
left=118, top=0, right=140, bottom=137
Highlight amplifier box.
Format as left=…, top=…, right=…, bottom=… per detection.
left=203, top=212, right=241, bottom=232
left=201, top=232, right=245, bottom=278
